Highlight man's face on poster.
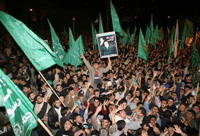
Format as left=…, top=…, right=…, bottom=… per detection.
left=104, top=41, right=109, bottom=48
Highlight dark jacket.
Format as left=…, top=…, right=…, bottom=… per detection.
left=48, top=106, right=60, bottom=129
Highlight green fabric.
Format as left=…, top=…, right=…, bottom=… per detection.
left=129, top=25, right=137, bottom=46
left=0, top=11, right=63, bottom=71
left=98, top=12, right=104, bottom=33
left=110, top=0, right=124, bottom=37
left=192, top=43, right=199, bottom=67
left=180, top=19, right=194, bottom=50
left=69, top=27, right=75, bottom=49
left=91, top=22, right=98, bottom=49
left=149, top=14, right=156, bottom=48
left=0, top=69, right=38, bottom=136
left=168, top=35, right=173, bottom=63
left=145, top=25, right=150, bottom=44
left=63, top=35, right=84, bottom=68
left=47, top=19, right=66, bottom=61
left=138, top=28, right=148, bottom=60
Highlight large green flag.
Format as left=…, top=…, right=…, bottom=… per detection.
left=180, top=19, right=194, bottom=49
left=69, top=27, right=75, bottom=48
left=91, top=22, right=98, bottom=49
left=168, top=35, right=174, bottom=63
left=129, top=25, right=137, bottom=46
left=110, top=0, right=128, bottom=45
left=0, top=69, right=38, bottom=136
left=0, top=11, right=63, bottom=71
left=98, top=13, right=104, bottom=33
left=138, top=28, right=148, bottom=60
left=63, top=35, right=84, bottom=68
left=192, top=42, right=199, bottom=67
left=47, top=19, right=66, bottom=61
left=110, top=0, right=124, bottom=37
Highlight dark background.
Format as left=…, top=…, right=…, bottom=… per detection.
left=0, top=0, right=199, bottom=39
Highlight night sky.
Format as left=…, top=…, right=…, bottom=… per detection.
left=1, top=0, right=199, bottom=37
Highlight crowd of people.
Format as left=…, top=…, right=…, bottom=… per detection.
left=0, top=30, right=200, bottom=136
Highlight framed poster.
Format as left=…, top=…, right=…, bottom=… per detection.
left=96, top=31, right=118, bottom=58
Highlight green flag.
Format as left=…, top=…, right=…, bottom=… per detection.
left=63, top=26, right=67, bottom=39
left=69, top=27, right=75, bottom=48
left=129, top=25, right=137, bottom=46
left=145, top=25, right=150, bottom=44
left=153, top=25, right=159, bottom=42
left=180, top=19, right=194, bottom=49
left=98, top=13, right=104, bottom=33
left=168, top=35, right=173, bottom=63
left=192, top=42, right=199, bottom=67
left=138, top=28, right=148, bottom=60
left=0, top=11, right=63, bottom=71
left=91, top=22, right=98, bottom=49
left=110, top=0, right=128, bottom=45
left=110, top=0, right=124, bottom=37
left=63, top=35, right=83, bottom=68
left=47, top=19, right=66, bottom=61
left=0, top=69, right=38, bottom=136
left=149, top=14, right=156, bottom=48
left=78, top=35, right=85, bottom=55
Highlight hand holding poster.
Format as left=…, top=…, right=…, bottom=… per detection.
left=96, top=31, right=118, bottom=58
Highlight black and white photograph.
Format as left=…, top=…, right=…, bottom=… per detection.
left=96, top=31, right=118, bottom=58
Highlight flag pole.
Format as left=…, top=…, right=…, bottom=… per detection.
left=37, top=118, right=53, bottom=136
left=38, top=71, right=66, bottom=107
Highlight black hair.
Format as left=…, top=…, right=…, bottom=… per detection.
left=61, top=107, right=69, bottom=116
left=119, top=98, right=127, bottom=105
left=163, top=110, right=172, bottom=119
left=91, top=130, right=99, bottom=136
left=117, top=120, right=126, bottom=131
left=139, top=107, right=146, bottom=116
left=187, top=109, right=196, bottom=117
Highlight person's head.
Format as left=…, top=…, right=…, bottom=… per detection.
left=116, top=120, right=126, bottom=131
left=161, top=99, right=168, bottom=108
left=61, top=107, right=69, bottom=116
left=68, top=87, right=75, bottom=96
left=34, top=95, right=43, bottom=104
left=93, top=62, right=99, bottom=70
left=27, top=92, right=36, bottom=102
left=64, top=120, right=73, bottom=131
left=186, top=109, right=196, bottom=120
left=151, top=105, right=159, bottom=116
left=56, top=84, right=62, bottom=93
left=73, top=113, right=83, bottom=124
left=53, top=99, right=61, bottom=108
left=165, top=122, right=175, bottom=135
left=136, top=107, right=146, bottom=117
left=149, top=115, right=157, bottom=127
left=117, top=110, right=127, bottom=119
left=119, top=98, right=128, bottom=109
left=104, top=41, right=109, bottom=48
left=73, top=74, right=78, bottom=82
left=89, top=86, right=94, bottom=94
left=178, top=103, right=187, bottom=114
left=133, top=96, right=140, bottom=104
left=187, top=95, right=194, bottom=104
left=163, top=110, right=172, bottom=119
left=94, top=89, right=100, bottom=98
left=93, top=97, right=100, bottom=107
left=23, top=83, right=31, bottom=94
left=172, top=92, right=178, bottom=100
left=167, top=97, right=174, bottom=107
left=91, top=130, right=99, bottom=136
left=101, top=116, right=111, bottom=128
left=192, top=103, right=200, bottom=113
